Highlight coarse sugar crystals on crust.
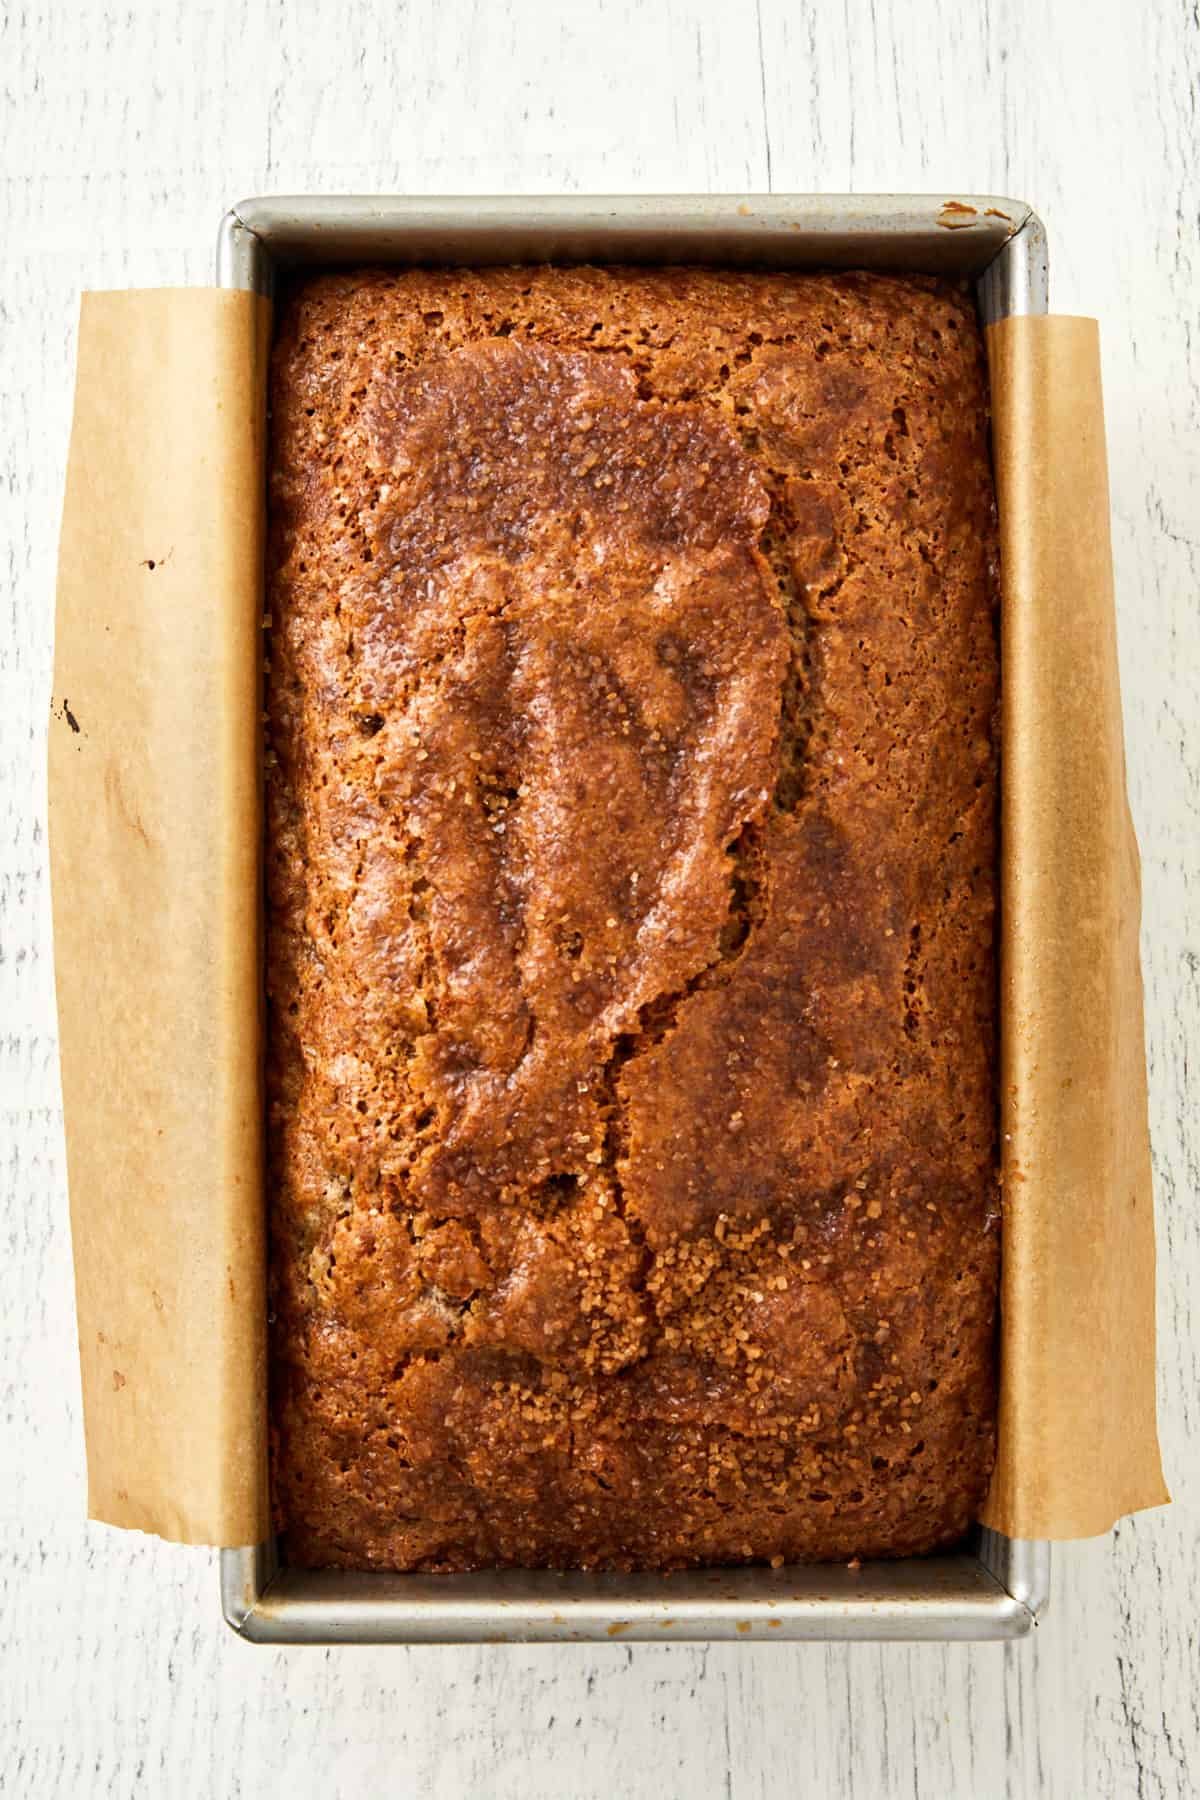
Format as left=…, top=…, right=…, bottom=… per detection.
left=265, top=263, right=1000, bottom=1571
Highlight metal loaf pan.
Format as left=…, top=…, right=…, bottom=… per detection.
left=218, top=194, right=1050, bottom=1645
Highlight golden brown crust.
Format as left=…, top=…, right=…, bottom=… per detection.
left=265, top=265, right=1000, bottom=1570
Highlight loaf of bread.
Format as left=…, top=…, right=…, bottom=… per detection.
left=265, top=265, right=1000, bottom=1570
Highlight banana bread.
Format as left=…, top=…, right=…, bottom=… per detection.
left=265, top=264, right=1000, bottom=1570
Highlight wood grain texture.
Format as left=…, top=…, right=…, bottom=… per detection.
left=2, top=0, right=1196, bottom=1794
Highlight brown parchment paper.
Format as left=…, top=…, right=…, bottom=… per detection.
left=50, top=294, right=1165, bottom=1548
left=50, top=290, right=270, bottom=1545
left=981, top=314, right=1168, bottom=1538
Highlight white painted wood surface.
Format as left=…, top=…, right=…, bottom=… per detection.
left=3, top=0, right=1198, bottom=1793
